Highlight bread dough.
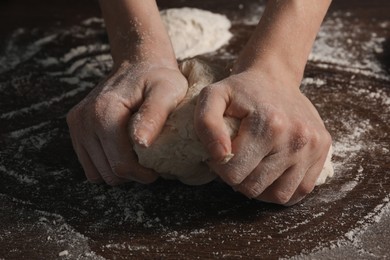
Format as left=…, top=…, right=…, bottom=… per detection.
left=160, top=8, right=232, bottom=60
left=315, top=145, right=334, bottom=185
left=132, top=58, right=334, bottom=186
left=133, top=59, right=237, bottom=185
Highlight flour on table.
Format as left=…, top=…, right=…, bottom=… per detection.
left=132, top=59, right=334, bottom=186
left=160, top=8, right=232, bottom=60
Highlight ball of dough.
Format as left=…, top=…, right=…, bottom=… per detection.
left=131, top=58, right=334, bottom=186
left=132, top=59, right=237, bottom=185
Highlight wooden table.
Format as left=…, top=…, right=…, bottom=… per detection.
left=1, top=0, right=389, bottom=259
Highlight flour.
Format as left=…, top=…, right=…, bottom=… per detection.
left=309, top=12, right=389, bottom=80
left=160, top=8, right=232, bottom=59
left=290, top=196, right=390, bottom=259
left=0, top=3, right=389, bottom=259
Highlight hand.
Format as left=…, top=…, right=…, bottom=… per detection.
left=195, top=70, right=332, bottom=205
left=67, top=60, right=188, bottom=185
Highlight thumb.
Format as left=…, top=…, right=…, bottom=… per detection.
left=130, top=80, right=186, bottom=147
left=195, top=85, right=232, bottom=163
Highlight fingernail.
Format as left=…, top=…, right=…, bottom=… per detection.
left=134, top=134, right=149, bottom=147
left=134, top=122, right=153, bottom=147
left=207, top=141, right=229, bottom=162
left=221, top=153, right=234, bottom=164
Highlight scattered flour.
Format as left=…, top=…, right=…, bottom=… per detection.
left=0, top=165, right=38, bottom=185
left=0, top=4, right=389, bottom=260
left=309, top=12, right=389, bottom=81
left=289, top=196, right=390, bottom=259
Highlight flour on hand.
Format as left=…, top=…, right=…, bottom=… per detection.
left=132, top=59, right=334, bottom=186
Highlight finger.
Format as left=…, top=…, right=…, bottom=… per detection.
left=77, top=146, right=104, bottom=183
left=98, top=108, right=158, bottom=184
left=195, top=84, right=232, bottom=163
left=256, top=163, right=308, bottom=205
left=131, top=79, right=186, bottom=147
left=234, top=152, right=292, bottom=198
left=211, top=109, right=288, bottom=186
left=284, top=151, right=329, bottom=206
left=84, top=137, right=124, bottom=186
left=67, top=125, right=103, bottom=183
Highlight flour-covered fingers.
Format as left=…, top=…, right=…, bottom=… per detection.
left=210, top=110, right=286, bottom=186
left=284, top=151, right=329, bottom=206
left=83, top=137, right=124, bottom=186
left=97, top=105, right=158, bottom=183
left=257, top=163, right=310, bottom=205
left=234, top=152, right=292, bottom=198
left=76, top=146, right=104, bottom=183
left=195, top=84, right=232, bottom=163
left=67, top=114, right=103, bottom=183
left=99, top=131, right=158, bottom=184
left=131, top=78, right=187, bottom=147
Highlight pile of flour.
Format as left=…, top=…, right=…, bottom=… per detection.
left=160, top=8, right=233, bottom=59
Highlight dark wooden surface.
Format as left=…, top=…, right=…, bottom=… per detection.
left=0, top=0, right=389, bottom=259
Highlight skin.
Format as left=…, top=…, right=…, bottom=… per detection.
left=67, top=0, right=188, bottom=185
left=67, top=0, right=332, bottom=205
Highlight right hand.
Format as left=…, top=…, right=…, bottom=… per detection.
left=66, top=60, right=188, bottom=186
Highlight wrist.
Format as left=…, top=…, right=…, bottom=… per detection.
left=231, top=0, right=331, bottom=88
left=99, top=0, right=177, bottom=69
left=111, top=32, right=178, bottom=70
left=232, top=53, right=304, bottom=89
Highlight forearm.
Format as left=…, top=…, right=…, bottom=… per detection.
left=233, top=0, right=331, bottom=85
left=98, top=0, right=176, bottom=67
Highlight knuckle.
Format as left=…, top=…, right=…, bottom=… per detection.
left=297, top=182, right=315, bottom=196
left=93, top=96, right=108, bottom=116
left=199, top=84, right=218, bottom=97
left=66, top=106, right=81, bottom=126
left=198, top=85, right=214, bottom=103
left=110, top=161, right=130, bottom=177
left=197, top=85, right=223, bottom=106
left=310, top=128, right=332, bottom=150
left=309, top=130, right=320, bottom=148
left=290, top=123, right=310, bottom=152
left=100, top=170, right=119, bottom=186
left=240, top=183, right=263, bottom=198
left=112, top=166, right=128, bottom=179
left=324, top=131, right=333, bottom=148
left=272, top=190, right=293, bottom=205
left=224, top=172, right=245, bottom=186
left=105, top=177, right=120, bottom=187
left=66, top=110, right=74, bottom=124
left=91, top=97, right=114, bottom=130
left=246, top=113, right=265, bottom=137
left=266, top=111, right=285, bottom=136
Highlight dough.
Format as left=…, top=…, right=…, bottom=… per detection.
left=132, top=58, right=334, bottom=186
left=315, top=145, right=334, bottom=185
left=133, top=59, right=237, bottom=185
left=160, top=8, right=232, bottom=60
